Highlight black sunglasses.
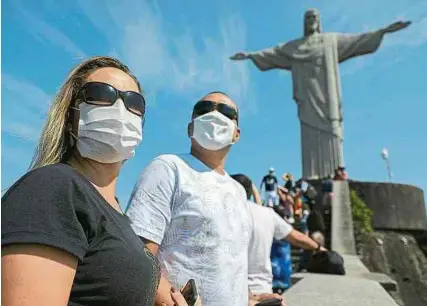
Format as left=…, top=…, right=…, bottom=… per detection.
left=79, top=82, right=146, bottom=117
left=192, top=100, right=238, bottom=122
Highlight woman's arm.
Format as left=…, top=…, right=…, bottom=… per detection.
left=2, top=244, right=77, bottom=306
left=144, top=240, right=188, bottom=306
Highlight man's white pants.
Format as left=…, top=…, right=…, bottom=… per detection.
left=265, top=191, right=278, bottom=207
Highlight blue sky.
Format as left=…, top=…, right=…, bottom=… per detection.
left=2, top=0, right=427, bottom=208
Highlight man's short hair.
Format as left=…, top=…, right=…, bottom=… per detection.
left=230, top=174, right=253, bottom=200
left=206, top=90, right=230, bottom=97
left=192, top=91, right=239, bottom=123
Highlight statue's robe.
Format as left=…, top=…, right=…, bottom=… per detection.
left=248, top=31, right=384, bottom=178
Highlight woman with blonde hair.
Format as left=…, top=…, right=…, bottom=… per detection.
left=2, top=56, right=188, bottom=306
left=282, top=172, right=294, bottom=191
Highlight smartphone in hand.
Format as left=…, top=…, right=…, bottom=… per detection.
left=255, top=298, right=282, bottom=306
left=181, top=279, right=201, bottom=306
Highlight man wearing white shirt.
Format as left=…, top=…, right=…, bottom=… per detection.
left=231, top=173, right=327, bottom=294
left=126, top=92, right=282, bottom=306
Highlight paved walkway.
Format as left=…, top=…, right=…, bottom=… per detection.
left=284, top=274, right=398, bottom=306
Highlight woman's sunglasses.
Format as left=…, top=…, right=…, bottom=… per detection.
left=79, top=82, right=146, bottom=117
left=192, top=100, right=238, bottom=122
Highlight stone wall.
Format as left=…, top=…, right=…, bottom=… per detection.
left=348, top=181, right=427, bottom=231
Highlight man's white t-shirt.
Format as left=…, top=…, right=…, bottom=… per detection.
left=247, top=203, right=293, bottom=294
left=126, top=154, right=252, bottom=306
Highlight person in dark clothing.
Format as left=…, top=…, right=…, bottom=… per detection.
left=322, top=175, right=334, bottom=193
left=321, top=174, right=334, bottom=212
left=1, top=56, right=188, bottom=306
left=307, top=210, right=326, bottom=235
left=299, top=231, right=325, bottom=272
left=301, top=181, right=317, bottom=211
left=282, top=173, right=294, bottom=191
left=294, top=178, right=308, bottom=192
left=306, top=232, right=346, bottom=276
left=261, top=168, right=279, bottom=207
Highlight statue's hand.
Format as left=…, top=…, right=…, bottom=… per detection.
left=230, top=52, right=249, bottom=60
left=384, top=21, right=411, bottom=33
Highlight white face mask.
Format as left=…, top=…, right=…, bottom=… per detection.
left=191, top=111, right=237, bottom=151
left=77, top=101, right=143, bottom=163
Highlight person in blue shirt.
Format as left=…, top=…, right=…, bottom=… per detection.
left=261, top=168, right=279, bottom=207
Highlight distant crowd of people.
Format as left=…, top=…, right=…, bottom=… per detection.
left=259, top=166, right=349, bottom=216
left=257, top=167, right=348, bottom=292
left=231, top=173, right=327, bottom=295
left=260, top=168, right=320, bottom=222
left=2, top=56, right=344, bottom=306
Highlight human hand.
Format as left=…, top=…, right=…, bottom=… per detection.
left=384, top=21, right=411, bottom=33
left=254, top=293, right=285, bottom=306
left=165, top=287, right=188, bottom=306
left=319, top=246, right=328, bottom=252
left=230, top=52, right=249, bottom=60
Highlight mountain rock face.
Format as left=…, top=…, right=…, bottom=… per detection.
left=358, top=231, right=427, bottom=306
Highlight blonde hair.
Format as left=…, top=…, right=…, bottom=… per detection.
left=29, top=56, right=140, bottom=170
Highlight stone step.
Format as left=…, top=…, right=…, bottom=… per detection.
left=291, top=255, right=301, bottom=261
left=291, top=250, right=302, bottom=256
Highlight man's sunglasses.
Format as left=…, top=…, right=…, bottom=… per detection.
left=192, top=100, right=238, bottom=122
left=79, top=82, right=146, bottom=117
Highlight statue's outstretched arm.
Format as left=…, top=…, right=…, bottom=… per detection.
left=230, top=52, right=249, bottom=60
left=230, top=43, right=293, bottom=71
left=380, top=21, right=411, bottom=34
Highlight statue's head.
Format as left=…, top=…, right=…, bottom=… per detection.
left=304, top=8, right=321, bottom=36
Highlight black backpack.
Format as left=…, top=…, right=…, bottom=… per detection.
left=307, top=250, right=346, bottom=275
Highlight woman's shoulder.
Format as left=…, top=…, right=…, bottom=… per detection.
left=28, top=163, right=78, bottom=178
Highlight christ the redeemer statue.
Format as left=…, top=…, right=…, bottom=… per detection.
left=230, top=9, right=410, bottom=179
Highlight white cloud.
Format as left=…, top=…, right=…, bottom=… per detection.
left=317, top=0, right=427, bottom=47
left=2, top=123, right=41, bottom=142
left=10, top=1, right=86, bottom=59
left=2, top=74, right=51, bottom=142
left=76, top=0, right=253, bottom=110
left=2, top=74, right=51, bottom=113
left=311, top=0, right=427, bottom=76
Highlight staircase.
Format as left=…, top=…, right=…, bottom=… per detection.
left=290, top=219, right=304, bottom=271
